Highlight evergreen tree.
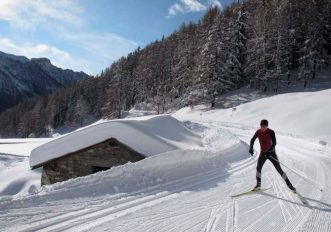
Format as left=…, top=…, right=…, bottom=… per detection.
left=299, top=0, right=330, bottom=87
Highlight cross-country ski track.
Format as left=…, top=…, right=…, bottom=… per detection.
left=0, top=121, right=330, bottom=232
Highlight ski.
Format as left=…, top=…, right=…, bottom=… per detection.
left=294, top=192, right=310, bottom=206
left=231, top=188, right=270, bottom=198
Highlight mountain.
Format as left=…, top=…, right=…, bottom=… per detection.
left=0, top=51, right=88, bottom=112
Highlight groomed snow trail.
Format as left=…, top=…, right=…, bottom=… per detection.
left=0, top=122, right=330, bottom=232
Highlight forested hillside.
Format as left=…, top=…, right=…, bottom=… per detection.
left=0, top=0, right=330, bottom=138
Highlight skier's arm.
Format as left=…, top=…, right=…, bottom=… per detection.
left=270, top=130, right=277, bottom=151
left=250, top=131, right=258, bottom=150
left=249, top=131, right=258, bottom=155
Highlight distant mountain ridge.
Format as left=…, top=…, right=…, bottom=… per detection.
left=0, top=51, right=88, bottom=112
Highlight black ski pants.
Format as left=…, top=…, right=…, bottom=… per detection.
left=256, top=152, right=294, bottom=189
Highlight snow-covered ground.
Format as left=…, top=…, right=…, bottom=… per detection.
left=0, top=88, right=330, bottom=231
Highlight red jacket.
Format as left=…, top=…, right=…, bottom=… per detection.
left=250, top=128, right=276, bottom=153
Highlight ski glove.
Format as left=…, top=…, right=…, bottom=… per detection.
left=249, top=148, right=254, bottom=156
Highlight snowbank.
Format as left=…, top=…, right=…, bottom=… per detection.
left=0, top=155, right=40, bottom=198
left=30, top=115, right=203, bottom=168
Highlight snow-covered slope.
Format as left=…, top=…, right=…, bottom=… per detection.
left=174, top=88, right=331, bottom=145
left=0, top=88, right=330, bottom=231
left=0, top=51, right=88, bottom=112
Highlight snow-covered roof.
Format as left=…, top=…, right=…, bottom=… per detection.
left=30, top=115, right=202, bottom=168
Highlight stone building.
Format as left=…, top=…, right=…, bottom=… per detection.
left=30, top=115, right=201, bottom=185
left=33, top=138, right=145, bottom=185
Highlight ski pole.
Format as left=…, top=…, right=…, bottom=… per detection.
left=269, top=156, right=323, bottom=192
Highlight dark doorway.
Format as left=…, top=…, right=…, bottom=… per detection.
left=92, top=166, right=110, bottom=174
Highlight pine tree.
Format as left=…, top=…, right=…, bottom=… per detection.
left=246, top=0, right=276, bottom=91
left=299, top=0, right=329, bottom=87
left=226, top=3, right=249, bottom=87
left=197, top=7, right=223, bottom=107
left=74, top=97, right=89, bottom=127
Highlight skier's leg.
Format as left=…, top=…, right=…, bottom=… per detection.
left=256, top=154, right=267, bottom=187
left=269, top=152, right=296, bottom=191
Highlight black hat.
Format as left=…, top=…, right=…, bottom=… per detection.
left=260, top=119, right=268, bottom=126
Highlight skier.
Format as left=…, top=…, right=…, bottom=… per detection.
left=249, top=119, right=296, bottom=193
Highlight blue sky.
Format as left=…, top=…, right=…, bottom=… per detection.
left=0, top=0, right=233, bottom=75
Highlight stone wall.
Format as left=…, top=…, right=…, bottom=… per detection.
left=41, top=138, right=145, bottom=185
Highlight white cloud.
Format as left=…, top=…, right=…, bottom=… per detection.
left=62, top=31, right=139, bottom=69
left=0, top=38, right=69, bottom=59
left=168, top=0, right=206, bottom=18
left=182, top=0, right=207, bottom=12
left=0, top=1, right=140, bottom=75
left=167, top=0, right=222, bottom=18
left=0, top=37, right=92, bottom=73
left=168, top=3, right=185, bottom=17
left=0, top=0, right=83, bottom=29
left=208, top=0, right=223, bottom=10
left=0, top=32, right=139, bottom=75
